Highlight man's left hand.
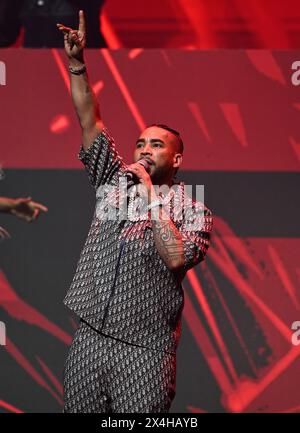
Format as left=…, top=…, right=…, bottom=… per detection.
left=124, top=163, right=153, bottom=193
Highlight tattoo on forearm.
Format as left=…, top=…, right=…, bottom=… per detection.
left=152, top=218, right=184, bottom=268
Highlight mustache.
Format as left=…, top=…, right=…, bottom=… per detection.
left=139, top=157, right=154, bottom=165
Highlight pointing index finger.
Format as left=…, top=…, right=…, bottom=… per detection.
left=79, top=10, right=86, bottom=33
left=31, top=202, right=48, bottom=212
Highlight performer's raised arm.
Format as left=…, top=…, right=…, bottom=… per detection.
left=57, top=10, right=103, bottom=150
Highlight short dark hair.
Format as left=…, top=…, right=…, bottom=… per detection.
left=148, top=123, right=184, bottom=154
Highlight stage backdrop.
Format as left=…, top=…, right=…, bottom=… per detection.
left=0, top=49, right=300, bottom=413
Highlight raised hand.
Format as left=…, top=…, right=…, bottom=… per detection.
left=57, top=10, right=86, bottom=62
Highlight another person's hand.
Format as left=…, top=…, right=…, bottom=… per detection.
left=0, top=226, right=10, bottom=240
left=10, top=197, right=48, bottom=223
left=57, top=10, right=86, bottom=63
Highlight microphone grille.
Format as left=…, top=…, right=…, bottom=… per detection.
left=138, top=159, right=150, bottom=171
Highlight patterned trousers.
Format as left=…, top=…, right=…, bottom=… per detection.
left=63, top=319, right=177, bottom=413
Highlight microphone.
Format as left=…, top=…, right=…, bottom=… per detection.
left=125, top=159, right=151, bottom=188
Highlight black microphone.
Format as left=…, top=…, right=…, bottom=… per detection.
left=118, top=159, right=151, bottom=228
left=125, top=159, right=151, bottom=188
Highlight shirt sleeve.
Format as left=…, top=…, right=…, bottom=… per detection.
left=179, top=202, right=213, bottom=272
left=78, top=126, right=126, bottom=191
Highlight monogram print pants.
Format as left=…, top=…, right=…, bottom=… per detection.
left=63, top=319, right=177, bottom=413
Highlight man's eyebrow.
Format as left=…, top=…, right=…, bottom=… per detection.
left=136, top=138, right=165, bottom=144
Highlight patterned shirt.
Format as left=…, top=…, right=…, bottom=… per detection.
left=63, top=127, right=213, bottom=354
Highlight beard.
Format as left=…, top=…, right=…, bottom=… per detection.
left=149, top=165, right=173, bottom=187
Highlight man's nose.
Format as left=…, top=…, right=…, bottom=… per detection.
left=141, top=144, right=152, bottom=155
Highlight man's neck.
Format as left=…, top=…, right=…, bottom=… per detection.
left=154, top=177, right=175, bottom=189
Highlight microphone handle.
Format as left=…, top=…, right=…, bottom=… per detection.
left=125, top=160, right=150, bottom=188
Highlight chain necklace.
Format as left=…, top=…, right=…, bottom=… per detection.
left=126, top=182, right=184, bottom=223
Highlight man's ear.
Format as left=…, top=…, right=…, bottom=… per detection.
left=173, top=153, right=183, bottom=170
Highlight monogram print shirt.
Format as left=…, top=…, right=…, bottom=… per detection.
left=63, top=126, right=213, bottom=354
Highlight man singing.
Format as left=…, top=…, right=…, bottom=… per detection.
left=58, top=11, right=213, bottom=413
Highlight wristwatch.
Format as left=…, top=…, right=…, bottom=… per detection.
left=69, top=64, right=86, bottom=75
